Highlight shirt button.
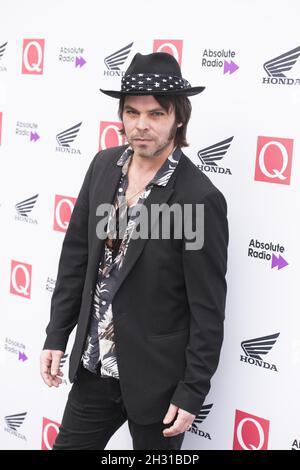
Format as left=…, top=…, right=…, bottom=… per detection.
left=105, top=274, right=110, bottom=278
left=101, top=300, right=107, bottom=305
left=90, top=289, right=94, bottom=296
left=118, top=188, right=123, bottom=192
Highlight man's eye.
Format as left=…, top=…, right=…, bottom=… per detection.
left=152, top=112, right=164, bottom=116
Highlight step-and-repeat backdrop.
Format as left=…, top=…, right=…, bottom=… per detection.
left=0, top=0, right=299, bottom=450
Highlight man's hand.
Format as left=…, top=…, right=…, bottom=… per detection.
left=163, top=403, right=196, bottom=437
left=40, top=349, right=64, bottom=388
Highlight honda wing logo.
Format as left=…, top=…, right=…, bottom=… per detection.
left=198, top=136, right=233, bottom=166
left=15, top=194, right=39, bottom=217
left=192, top=404, right=213, bottom=428
left=197, top=136, right=233, bottom=175
left=5, top=412, right=27, bottom=431
left=0, top=41, right=8, bottom=60
left=56, top=122, right=82, bottom=147
left=59, top=353, right=69, bottom=385
left=104, top=42, right=133, bottom=71
left=264, top=46, right=300, bottom=78
left=241, top=333, right=280, bottom=360
left=263, top=45, right=300, bottom=85
left=240, top=333, right=280, bottom=372
left=60, top=353, right=68, bottom=368
left=188, top=404, right=213, bottom=439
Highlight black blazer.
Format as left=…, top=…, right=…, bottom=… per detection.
left=44, top=145, right=228, bottom=425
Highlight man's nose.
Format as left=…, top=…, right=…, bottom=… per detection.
left=135, top=115, right=149, bottom=130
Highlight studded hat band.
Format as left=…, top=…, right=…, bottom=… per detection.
left=121, top=73, right=192, bottom=93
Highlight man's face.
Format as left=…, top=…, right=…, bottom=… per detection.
left=122, top=95, right=181, bottom=159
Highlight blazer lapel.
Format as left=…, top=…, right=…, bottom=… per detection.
left=90, top=156, right=123, bottom=286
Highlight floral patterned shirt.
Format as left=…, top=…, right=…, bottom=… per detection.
left=82, top=146, right=181, bottom=378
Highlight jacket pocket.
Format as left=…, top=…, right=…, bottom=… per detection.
left=148, top=328, right=189, bottom=340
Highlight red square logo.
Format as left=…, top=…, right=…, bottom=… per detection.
left=41, top=417, right=60, bottom=450
left=10, top=260, right=32, bottom=299
left=0, top=112, right=2, bottom=145
left=99, top=121, right=127, bottom=150
left=22, top=39, right=45, bottom=75
left=153, top=40, right=183, bottom=66
left=53, top=195, right=77, bottom=233
left=255, top=136, right=293, bottom=185
left=233, top=409, right=270, bottom=450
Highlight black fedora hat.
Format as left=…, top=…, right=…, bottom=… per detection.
left=100, top=52, right=205, bottom=98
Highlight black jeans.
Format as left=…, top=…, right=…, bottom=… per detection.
left=53, top=364, right=185, bottom=450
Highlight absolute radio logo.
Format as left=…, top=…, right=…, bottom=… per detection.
left=55, top=122, right=82, bottom=155
left=0, top=41, right=8, bottom=72
left=233, top=410, right=270, bottom=450
left=15, top=194, right=39, bottom=224
left=255, top=136, right=293, bottom=185
left=262, top=45, right=300, bottom=86
left=153, top=40, right=183, bottom=65
left=248, top=238, right=289, bottom=270
left=291, top=438, right=300, bottom=450
left=4, top=337, right=28, bottom=363
left=10, top=260, right=32, bottom=299
left=99, top=121, right=127, bottom=150
left=41, top=417, right=60, bottom=450
left=103, top=42, right=133, bottom=76
left=240, top=332, right=280, bottom=372
left=197, top=136, right=233, bottom=175
left=201, top=48, right=239, bottom=75
left=21, top=39, right=45, bottom=75
left=187, top=403, right=213, bottom=440
left=45, top=276, right=56, bottom=294
left=4, top=412, right=27, bottom=441
left=15, top=120, right=40, bottom=142
left=53, top=195, right=76, bottom=233
left=58, top=45, right=86, bottom=68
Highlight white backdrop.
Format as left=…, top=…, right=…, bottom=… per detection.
left=0, top=0, right=299, bottom=450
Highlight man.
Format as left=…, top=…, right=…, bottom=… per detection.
left=40, top=52, right=228, bottom=450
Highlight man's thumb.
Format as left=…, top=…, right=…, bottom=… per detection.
left=50, top=352, right=63, bottom=375
left=163, top=404, right=178, bottom=424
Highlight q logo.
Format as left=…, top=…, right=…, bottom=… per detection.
left=10, top=260, right=32, bottom=299
left=153, top=40, right=183, bottom=66
left=255, top=136, right=293, bottom=185
left=22, top=39, right=45, bottom=75
left=233, top=410, right=270, bottom=450
left=53, top=195, right=76, bottom=233
left=99, top=121, right=126, bottom=150
left=41, top=418, right=60, bottom=450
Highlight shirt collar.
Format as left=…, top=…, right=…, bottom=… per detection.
left=116, top=145, right=181, bottom=187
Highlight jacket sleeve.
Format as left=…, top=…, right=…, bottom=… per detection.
left=171, top=188, right=229, bottom=415
left=43, top=155, right=98, bottom=352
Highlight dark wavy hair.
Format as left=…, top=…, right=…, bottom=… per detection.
left=117, top=94, right=192, bottom=148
